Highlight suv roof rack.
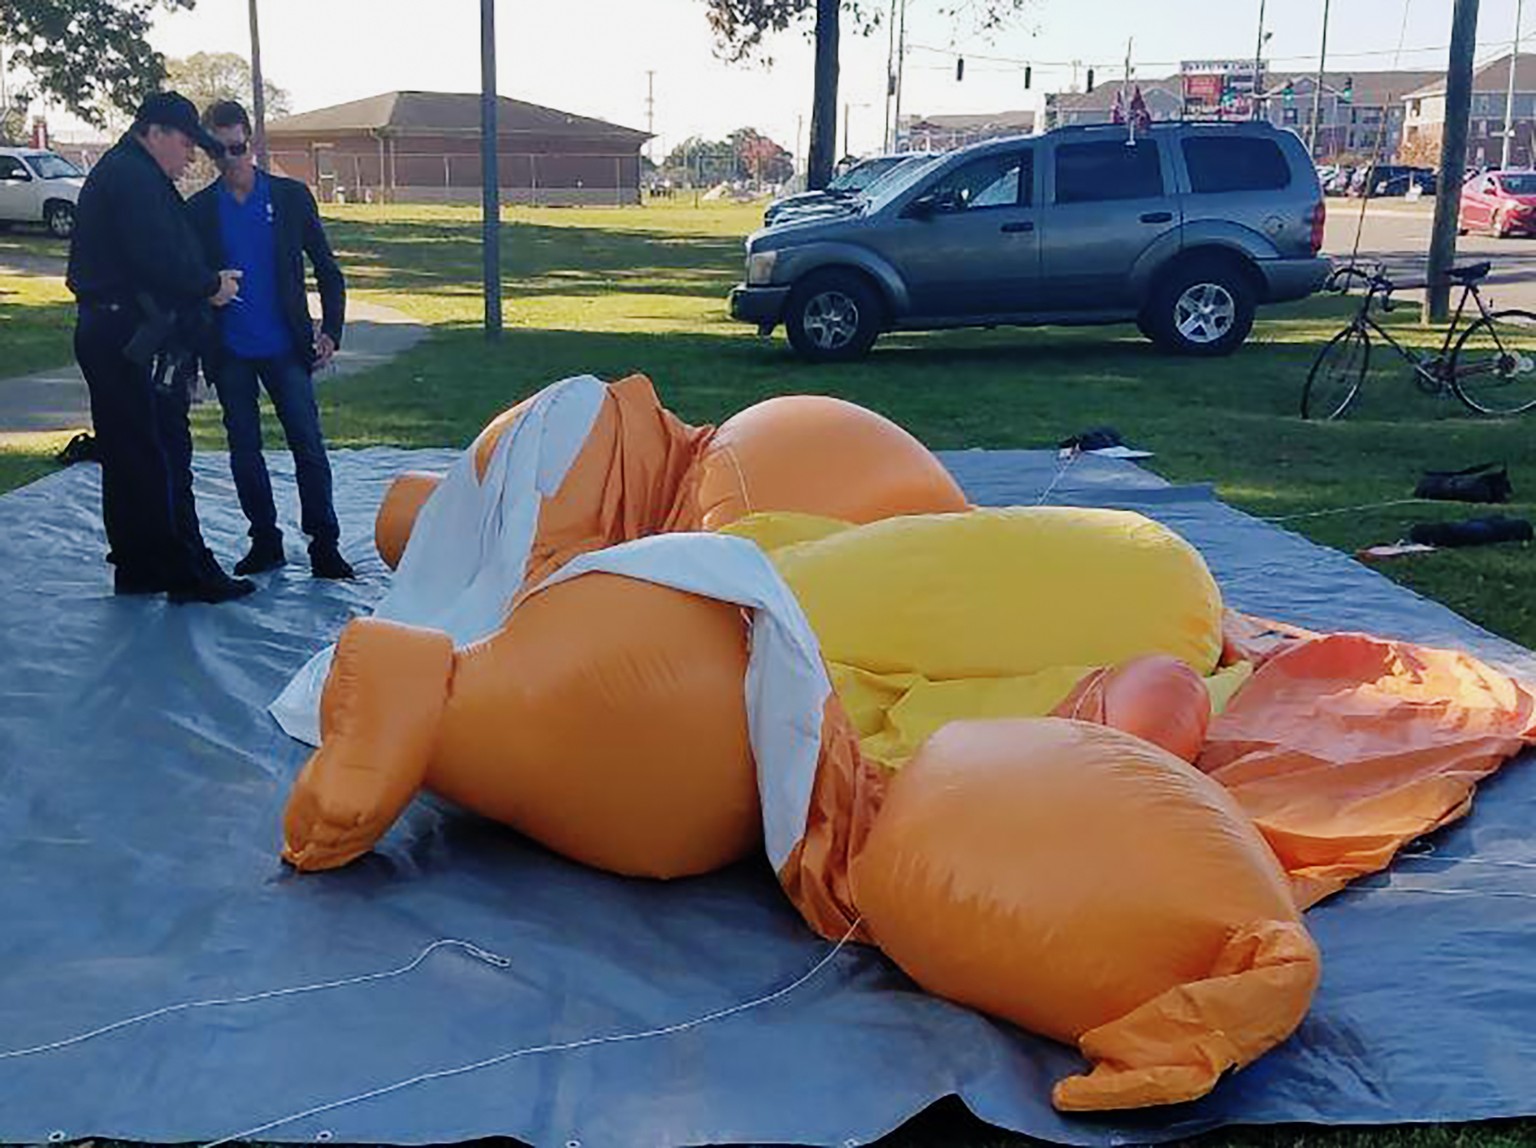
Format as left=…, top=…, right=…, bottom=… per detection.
left=1050, top=119, right=1272, bottom=133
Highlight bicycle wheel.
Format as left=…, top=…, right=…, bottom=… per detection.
left=1450, top=309, right=1536, bottom=415
left=1302, top=324, right=1370, bottom=420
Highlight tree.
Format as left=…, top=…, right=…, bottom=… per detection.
left=0, top=0, right=195, bottom=128
left=167, top=52, right=291, bottom=118
left=730, top=127, right=795, bottom=184
left=704, top=0, right=1033, bottom=189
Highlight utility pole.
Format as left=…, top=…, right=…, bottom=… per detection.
left=883, top=0, right=898, bottom=151
left=1307, top=0, right=1331, bottom=159
left=1428, top=0, right=1481, bottom=324
left=247, top=0, right=268, bottom=170
left=892, top=0, right=907, bottom=152
left=1252, top=0, right=1267, bottom=120
left=480, top=0, right=502, bottom=339
left=1503, top=0, right=1523, bottom=169
left=645, top=69, right=656, bottom=164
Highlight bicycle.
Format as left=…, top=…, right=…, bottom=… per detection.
left=1301, top=260, right=1536, bottom=419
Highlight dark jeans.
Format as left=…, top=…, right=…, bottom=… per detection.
left=74, top=305, right=206, bottom=583
left=214, top=350, right=339, bottom=547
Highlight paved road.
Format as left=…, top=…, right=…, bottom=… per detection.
left=1321, top=198, right=1536, bottom=312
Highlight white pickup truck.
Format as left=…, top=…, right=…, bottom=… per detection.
left=0, top=147, right=85, bottom=238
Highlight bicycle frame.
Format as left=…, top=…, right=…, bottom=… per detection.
left=1345, top=273, right=1494, bottom=385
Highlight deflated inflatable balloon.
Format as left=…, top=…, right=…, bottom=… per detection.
left=275, top=373, right=1536, bottom=1116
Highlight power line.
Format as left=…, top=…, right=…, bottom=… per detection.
left=904, top=35, right=1530, bottom=73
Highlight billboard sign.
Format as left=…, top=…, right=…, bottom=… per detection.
left=1181, top=59, right=1265, bottom=120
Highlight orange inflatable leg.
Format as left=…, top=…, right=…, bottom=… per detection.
left=1052, top=919, right=1319, bottom=1111
left=282, top=619, right=456, bottom=871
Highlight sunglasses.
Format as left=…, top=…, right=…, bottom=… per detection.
left=219, top=141, right=250, bottom=158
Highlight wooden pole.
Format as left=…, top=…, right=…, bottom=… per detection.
left=1427, top=0, right=1481, bottom=324
left=248, top=0, right=268, bottom=170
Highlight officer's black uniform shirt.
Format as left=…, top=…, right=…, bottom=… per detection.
left=66, top=132, right=220, bottom=311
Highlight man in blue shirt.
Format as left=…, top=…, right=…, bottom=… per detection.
left=188, top=100, right=353, bottom=579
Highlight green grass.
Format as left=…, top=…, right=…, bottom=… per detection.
left=3, top=200, right=1533, bottom=651
left=0, top=270, right=73, bottom=376
left=2, top=202, right=1535, bottom=1146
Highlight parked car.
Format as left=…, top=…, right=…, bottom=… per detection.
left=730, top=121, right=1329, bottom=361
left=1349, top=164, right=1435, bottom=198
left=763, top=154, right=931, bottom=226
left=1458, top=169, right=1536, bottom=237
left=0, top=148, right=84, bottom=238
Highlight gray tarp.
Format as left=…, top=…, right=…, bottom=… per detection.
left=1, top=448, right=1533, bottom=1147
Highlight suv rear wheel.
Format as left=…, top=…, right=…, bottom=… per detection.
left=1145, top=258, right=1256, bottom=357
left=785, top=270, right=883, bottom=362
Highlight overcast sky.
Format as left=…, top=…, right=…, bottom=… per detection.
left=22, top=0, right=1535, bottom=159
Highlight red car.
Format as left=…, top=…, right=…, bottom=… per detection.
left=1459, top=170, right=1536, bottom=237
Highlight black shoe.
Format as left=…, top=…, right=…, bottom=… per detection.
left=235, top=534, right=287, bottom=576
left=310, top=543, right=355, bottom=580
left=167, top=563, right=257, bottom=605
left=113, top=568, right=173, bottom=596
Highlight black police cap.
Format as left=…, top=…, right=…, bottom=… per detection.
left=134, top=90, right=225, bottom=157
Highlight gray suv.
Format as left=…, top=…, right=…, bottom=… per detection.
left=729, top=122, right=1330, bottom=361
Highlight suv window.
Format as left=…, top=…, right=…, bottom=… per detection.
left=24, top=153, right=83, bottom=180
left=0, top=156, right=31, bottom=180
left=925, top=150, right=1031, bottom=210
left=1181, top=136, right=1291, bottom=193
left=1055, top=140, right=1162, bottom=204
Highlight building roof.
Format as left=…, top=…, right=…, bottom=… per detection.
left=1403, top=53, right=1536, bottom=99
left=267, top=91, right=649, bottom=140
left=900, top=109, right=1036, bottom=133
left=1047, top=78, right=1182, bottom=114
left=1270, top=70, right=1442, bottom=107
left=1047, top=69, right=1439, bottom=113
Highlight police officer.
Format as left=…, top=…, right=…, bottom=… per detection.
left=67, top=91, right=254, bottom=603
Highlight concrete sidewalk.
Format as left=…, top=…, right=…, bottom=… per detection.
left=0, top=295, right=428, bottom=441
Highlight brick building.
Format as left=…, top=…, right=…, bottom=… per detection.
left=265, top=90, right=651, bottom=206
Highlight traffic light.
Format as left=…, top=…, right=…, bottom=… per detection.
left=1086, top=68, right=1095, bottom=93
left=1024, top=65, right=1032, bottom=89
left=888, top=70, right=897, bottom=96
left=1282, top=79, right=1295, bottom=105
left=956, top=57, right=965, bottom=82
left=1342, top=75, right=1354, bottom=103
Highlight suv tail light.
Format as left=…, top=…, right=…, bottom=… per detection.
left=1307, top=199, right=1326, bottom=255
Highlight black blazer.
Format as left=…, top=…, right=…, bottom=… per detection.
left=187, top=174, right=345, bottom=368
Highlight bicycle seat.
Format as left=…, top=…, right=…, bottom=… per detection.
left=1448, top=261, right=1492, bottom=284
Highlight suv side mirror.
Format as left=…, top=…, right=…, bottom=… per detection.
left=905, top=189, right=961, bottom=219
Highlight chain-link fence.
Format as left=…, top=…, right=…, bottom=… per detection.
left=268, top=148, right=643, bottom=207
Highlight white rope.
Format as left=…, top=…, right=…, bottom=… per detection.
left=1034, top=448, right=1080, bottom=506
left=1262, top=498, right=1431, bottom=524
left=200, top=917, right=865, bottom=1148
left=0, top=939, right=510, bottom=1062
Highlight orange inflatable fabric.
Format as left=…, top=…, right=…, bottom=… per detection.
left=274, top=374, right=1536, bottom=1115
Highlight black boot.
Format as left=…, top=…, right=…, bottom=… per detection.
left=167, top=554, right=257, bottom=605
left=309, top=541, right=355, bottom=580
left=235, top=532, right=287, bottom=576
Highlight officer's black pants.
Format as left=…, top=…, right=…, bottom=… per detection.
left=73, top=305, right=206, bottom=585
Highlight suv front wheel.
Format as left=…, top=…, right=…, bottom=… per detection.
left=1144, top=259, right=1256, bottom=357
left=785, top=270, right=883, bottom=362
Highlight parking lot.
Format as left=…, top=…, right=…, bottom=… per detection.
left=1323, top=196, right=1536, bottom=311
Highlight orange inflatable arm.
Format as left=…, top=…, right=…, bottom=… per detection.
left=283, top=619, right=455, bottom=871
